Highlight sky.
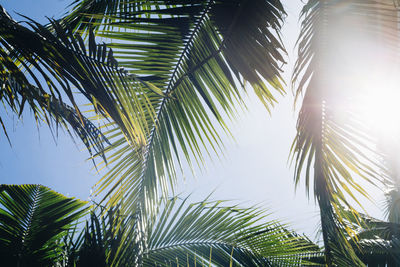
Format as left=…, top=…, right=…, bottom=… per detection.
left=0, top=0, right=386, bottom=242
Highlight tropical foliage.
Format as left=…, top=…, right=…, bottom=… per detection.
left=0, top=184, right=321, bottom=266
left=0, top=184, right=87, bottom=267
left=1, top=0, right=400, bottom=266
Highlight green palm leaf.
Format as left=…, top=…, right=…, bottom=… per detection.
left=66, top=209, right=127, bottom=267
left=342, top=210, right=400, bottom=265
left=62, top=197, right=320, bottom=266
left=144, top=197, right=320, bottom=267
left=1, top=75, right=109, bottom=158
left=0, top=184, right=87, bottom=267
left=66, top=0, right=286, bottom=108
left=61, top=0, right=287, bottom=232
left=0, top=21, right=106, bottom=154
left=1, top=3, right=290, bottom=264
left=60, top=1, right=289, bottom=259
left=0, top=8, right=160, bottom=152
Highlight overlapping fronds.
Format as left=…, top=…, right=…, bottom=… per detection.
left=342, top=211, right=400, bottom=265
left=292, top=0, right=399, bottom=265
left=1, top=75, right=109, bottom=157
left=0, top=7, right=160, bottom=154
left=144, top=197, right=321, bottom=267
left=62, top=0, right=287, bottom=230
left=0, top=13, right=106, bottom=154
left=1, top=1, right=290, bottom=264
left=0, top=184, right=87, bottom=266
left=63, top=0, right=154, bottom=33
left=61, top=197, right=321, bottom=266
left=61, top=207, right=138, bottom=267
left=356, top=237, right=400, bottom=266
left=66, top=0, right=287, bottom=107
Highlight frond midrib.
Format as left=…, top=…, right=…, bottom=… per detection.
left=138, top=0, right=249, bottom=204
left=20, top=185, right=40, bottom=248
left=134, top=0, right=216, bottom=213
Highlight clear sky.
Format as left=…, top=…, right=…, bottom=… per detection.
left=0, top=0, right=385, bottom=242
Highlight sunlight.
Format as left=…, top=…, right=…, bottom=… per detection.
left=356, top=65, right=400, bottom=139
left=327, top=7, right=400, bottom=142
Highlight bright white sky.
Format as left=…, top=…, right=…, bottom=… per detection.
left=0, top=0, right=386, bottom=242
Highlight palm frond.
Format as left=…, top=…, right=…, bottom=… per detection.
left=61, top=0, right=287, bottom=235
left=61, top=197, right=321, bottom=266
left=143, top=197, right=320, bottom=267
left=1, top=75, right=109, bottom=158
left=61, top=2, right=289, bottom=261
left=62, top=207, right=134, bottom=267
left=63, top=0, right=153, bottom=33
left=292, top=0, right=400, bottom=265
left=0, top=8, right=160, bottom=151
left=343, top=211, right=400, bottom=265
left=0, top=184, right=87, bottom=266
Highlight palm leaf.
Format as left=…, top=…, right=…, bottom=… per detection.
left=0, top=184, right=87, bottom=267
left=1, top=75, right=109, bottom=158
left=61, top=197, right=321, bottom=266
left=0, top=8, right=161, bottom=151
left=61, top=2, right=289, bottom=261
left=0, top=26, right=106, bottom=154
left=343, top=211, right=400, bottom=265
left=60, top=0, right=287, bottom=237
left=63, top=208, right=130, bottom=267
left=144, top=197, right=320, bottom=266
left=292, top=0, right=399, bottom=265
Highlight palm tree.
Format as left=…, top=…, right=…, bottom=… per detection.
left=1, top=1, right=294, bottom=265
left=0, top=1, right=316, bottom=265
left=0, top=0, right=287, bottom=213
left=2, top=0, right=400, bottom=266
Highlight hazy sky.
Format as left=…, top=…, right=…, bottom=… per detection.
left=0, top=0, right=385, bottom=242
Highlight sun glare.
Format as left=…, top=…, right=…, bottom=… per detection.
left=327, top=10, right=400, bottom=141
left=356, top=65, right=400, bottom=139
